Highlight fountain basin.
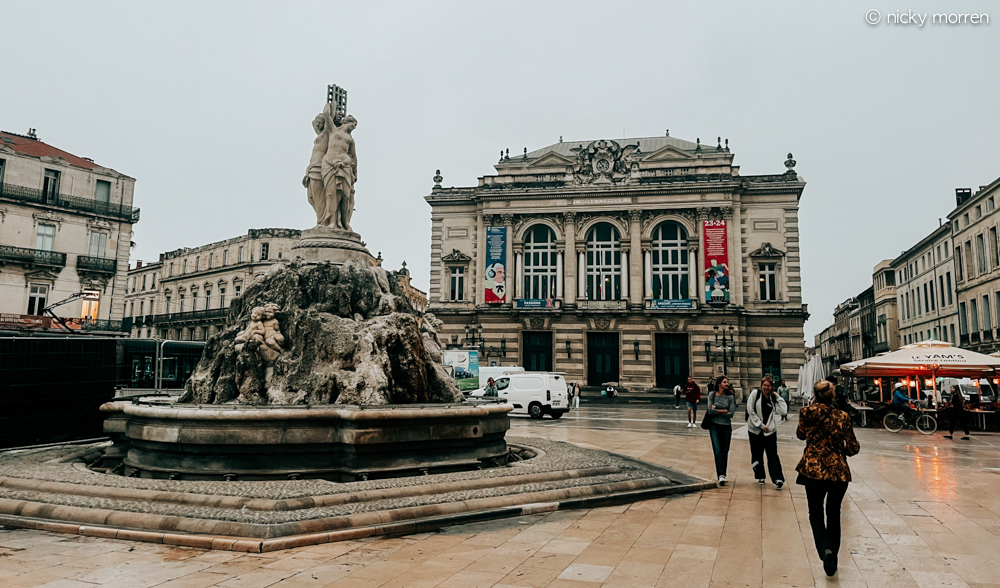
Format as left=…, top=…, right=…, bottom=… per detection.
left=101, top=401, right=511, bottom=482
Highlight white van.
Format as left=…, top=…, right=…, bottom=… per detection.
left=494, top=373, right=569, bottom=419
left=467, top=366, right=526, bottom=398
left=479, top=365, right=525, bottom=384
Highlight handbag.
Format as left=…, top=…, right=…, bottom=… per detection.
left=701, top=392, right=716, bottom=430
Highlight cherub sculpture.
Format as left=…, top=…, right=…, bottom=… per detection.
left=234, top=307, right=266, bottom=351
left=261, top=303, right=285, bottom=353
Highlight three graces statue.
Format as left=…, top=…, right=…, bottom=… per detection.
left=304, top=104, right=357, bottom=231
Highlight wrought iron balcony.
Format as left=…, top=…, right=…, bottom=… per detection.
left=152, top=308, right=228, bottom=324
left=0, top=182, right=140, bottom=223
left=0, top=244, right=67, bottom=268
left=76, top=255, right=117, bottom=273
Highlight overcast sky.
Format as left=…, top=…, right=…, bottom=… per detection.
left=3, top=1, right=996, bottom=341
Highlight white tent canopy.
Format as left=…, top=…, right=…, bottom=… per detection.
left=797, top=354, right=826, bottom=401
left=840, top=340, right=1000, bottom=378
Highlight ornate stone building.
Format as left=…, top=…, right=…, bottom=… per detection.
left=949, top=179, right=1000, bottom=352
left=125, top=228, right=301, bottom=340
left=425, top=135, right=808, bottom=394
left=0, top=130, right=138, bottom=335
left=393, top=261, right=428, bottom=313
left=891, top=223, right=958, bottom=348
left=872, top=259, right=899, bottom=353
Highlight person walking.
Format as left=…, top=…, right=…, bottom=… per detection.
left=944, top=384, right=970, bottom=440
left=796, top=379, right=861, bottom=577
left=708, top=376, right=737, bottom=486
left=777, top=380, right=791, bottom=421
left=483, top=377, right=498, bottom=397
left=673, top=382, right=683, bottom=408
left=572, top=382, right=581, bottom=411
left=747, top=375, right=788, bottom=488
left=684, top=376, right=701, bottom=428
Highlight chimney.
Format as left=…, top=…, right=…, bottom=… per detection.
left=956, top=188, right=972, bottom=207
left=136, top=260, right=143, bottom=269
left=159, top=253, right=165, bottom=262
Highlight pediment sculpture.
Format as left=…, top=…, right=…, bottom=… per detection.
left=442, top=249, right=472, bottom=262
left=749, top=243, right=786, bottom=258
left=570, top=140, right=641, bottom=185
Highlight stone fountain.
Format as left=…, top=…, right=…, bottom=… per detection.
left=103, top=98, right=510, bottom=481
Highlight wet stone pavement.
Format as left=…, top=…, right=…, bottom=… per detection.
left=3, top=404, right=1000, bottom=587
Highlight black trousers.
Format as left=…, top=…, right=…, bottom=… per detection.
left=748, top=431, right=784, bottom=482
left=709, top=424, right=732, bottom=477
left=949, top=408, right=970, bottom=435
left=803, top=478, right=849, bottom=559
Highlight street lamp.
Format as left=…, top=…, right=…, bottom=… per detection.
left=704, top=324, right=737, bottom=377
left=464, top=322, right=484, bottom=351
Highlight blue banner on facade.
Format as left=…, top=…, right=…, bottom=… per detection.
left=484, top=227, right=507, bottom=303
left=647, top=299, right=693, bottom=309
left=516, top=299, right=555, bottom=309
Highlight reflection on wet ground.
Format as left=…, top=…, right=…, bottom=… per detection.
left=4, top=404, right=1000, bottom=587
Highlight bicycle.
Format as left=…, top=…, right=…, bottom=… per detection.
left=883, top=406, right=937, bottom=434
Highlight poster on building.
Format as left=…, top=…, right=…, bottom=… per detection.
left=484, top=226, right=507, bottom=303
left=516, top=299, right=555, bottom=309
left=703, top=220, right=730, bottom=304
left=442, top=350, right=480, bottom=392
left=647, top=299, right=694, bottom=310
left=0, top=314, right=51, bottom=330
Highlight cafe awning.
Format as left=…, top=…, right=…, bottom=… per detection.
left=840, top=340, right=1000, bottom=378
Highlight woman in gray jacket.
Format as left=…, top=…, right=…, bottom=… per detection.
left=747, top=375, right=788, bottom=488
left=708, top=376, right=737, bottom=486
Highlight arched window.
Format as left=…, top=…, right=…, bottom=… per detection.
left=522, top=225, right=557, bottom=299
left=651, top=221, right=690, bottom=300
left=586, top=223, right=621, bottom=301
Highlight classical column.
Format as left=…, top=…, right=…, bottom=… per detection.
left=644, top=250, right=652, bottom=299
left=578, top=250, right=586, bottom=300
left=629, top=209, right=643, bottom=307
left=478, top=213, right=492, bottom=305
left=621, top=250, right=630, bottom=300
left=515, top=252, right=523, bottom=300
left=502, top=214, right=514, bottom=305
left=563, top=212, right=577, bottom=305
left=556, top=252, right=564, bottom=298
left=722, top=206, right=739, bottom=306
left=688, top=242, right=700, bottom=308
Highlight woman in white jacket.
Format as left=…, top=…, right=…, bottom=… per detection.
left=747, top=375, right=788, bottom=489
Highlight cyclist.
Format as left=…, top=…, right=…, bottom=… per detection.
left=891, top=383, right=918, bottom=425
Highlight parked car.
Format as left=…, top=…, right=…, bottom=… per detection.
left=486, top=372, right=569, bottom=419
left=453, top=366, right=472, bottom=380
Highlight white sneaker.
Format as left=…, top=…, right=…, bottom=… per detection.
left=775, top=480, right=784, bottom=490
left=757, top=479, right=765, bottom=485
left=718, top=475, right=727, bottom=487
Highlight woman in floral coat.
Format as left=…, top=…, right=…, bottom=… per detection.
left=796, top=379, right=860, bottom=577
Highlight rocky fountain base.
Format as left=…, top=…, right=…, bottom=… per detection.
left=102, top=259, right=510, bottom=481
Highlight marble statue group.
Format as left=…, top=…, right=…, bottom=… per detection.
left=304, top=103, right=358, bottom=231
